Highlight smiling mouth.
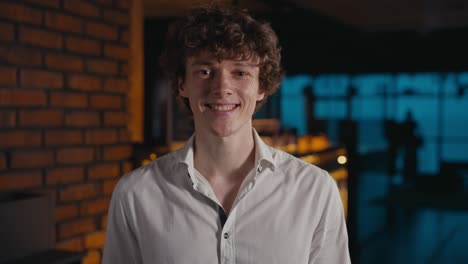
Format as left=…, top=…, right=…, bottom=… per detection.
left=206, top=104, right=239, bottom=111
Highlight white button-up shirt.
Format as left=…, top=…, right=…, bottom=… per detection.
left=103, top=130, right=351, bottom=264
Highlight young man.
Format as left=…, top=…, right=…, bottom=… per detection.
left=103, top=6, right=350, bottom=264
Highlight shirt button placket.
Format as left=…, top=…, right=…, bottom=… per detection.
left=220, top=230, right=233, bottom=264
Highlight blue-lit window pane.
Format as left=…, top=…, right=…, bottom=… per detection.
left=353, top=98, right=386, bottom=120
left=315, top=100, right=346, bottom=120
left=313, top=74, right=348, bottom=97
left=419, top=142, right=439, bottom=174
left=442, top=143, right=468, bottom=161
left=357, top=120, right=387, bottom=154
left=281, top=95, right=306, bottom=135
left=396, top=73, right=439, bottom=95
left=353, top=74, right=393, bottom=97
left=443, top=98, right=468, bottom=138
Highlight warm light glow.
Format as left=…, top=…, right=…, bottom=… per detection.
left=150, top=153, right=157, bottom=160
left=337, top=155, right=347, bottom=164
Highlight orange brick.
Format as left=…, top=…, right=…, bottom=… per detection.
left=0, top=22, right=15, bottom=41
left=65, top=36, right=100, bottom=55
left=57, top=147, right=94, bottom=165
left=55, top=204, right=79, bottom=222
left=86, top=129, right=118, bottom=145
left=88, top=163, right=119, bottom=180
left=24, top=0, right=60, bottom=8
left=0, top=66, right=17, bottom=86
left=103, top=179, right=119, bottom=195
left=0, top=46, right=42, bottom=66
left=122, top=161, right=133, bottom=173
left=0, top=171, right=42, bottom=190
left=0, top=153, right=6, bottom=170
left=50, top=92, right=88, bottom=108
left=68, top=74, right=102, bottom=91
left=0, top=130, right=42, bottom=148
left=119, top=129, right=130, bottom=143
left=104, top=44, right=128, bottom=61
left=11, top=150, right=54, bottom=168
left=116, top=0, right=130, bottom=9
left=101, top=215, right=107, bottom=229
left=103, top=9, right=129, bottom=26
left=46, top=54, right=84, bottom=72
left=45, top=12, right=83, bottom=33
left=45, top=130, right=83, bottom=146
left=81, top=197, right=110, bottom=216
left=56, top=237, right=84, bottom=252
left=19, top=109, right=63, bottom=127
left=64, top=0, right=99, bottom=18
left=84, top=231, right=106, bottom=249
left=103, top=78, right=127, bottom=93
left=0, top=89, right=47, bottom=106
left=104, top=111, right=127, bottom=126
left=90, top=94, right=122, bottom=109
left=86, top=59, right=118, bottom=75
left=47, top=166, right=85, bottom=185
left=85, top=22, right=118, bottom=41
left=82, top=250, right=101, bottom=264
left=0, top=2, right=42, bottom=24
left=102, top=145, right=132, bottom=160
left=65, top=112, right=100, bottom=127
left=20, top=69, right=63, bottom=89
left=0, top=111, right=15, bottom=128
left=59, top=183, right=100, bottom=202
left=58, top=218, right=96, bottom=239
left=19, top=27, right=62, bottom=49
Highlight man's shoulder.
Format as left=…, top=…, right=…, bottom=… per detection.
left=270, top=146, right=323, bottom=172
left=269, top=146, right=335, bottom=186
left=112, top=152, right=178, bottom=198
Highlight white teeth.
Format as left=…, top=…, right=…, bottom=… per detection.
left=210, top=104, right=236, bottom=111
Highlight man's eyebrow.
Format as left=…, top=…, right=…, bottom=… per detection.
left=189, top=60, right=215, bottom=66
left=232, top=61, right=259, bottom=68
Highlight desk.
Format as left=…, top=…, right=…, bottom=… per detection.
left=3, top=250, right=84, bottom=264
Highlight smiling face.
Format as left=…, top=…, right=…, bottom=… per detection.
left=178, top=52, right=265, bottom=138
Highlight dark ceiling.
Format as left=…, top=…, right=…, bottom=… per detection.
left=143, top=0, right=468, bottom=32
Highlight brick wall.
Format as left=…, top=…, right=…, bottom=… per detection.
left=0, top=1, right=133, bottom=263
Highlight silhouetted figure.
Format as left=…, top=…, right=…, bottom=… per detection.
left=401, top=111, right=423, bottom=185
left=384, top=119, right=400, bottom=176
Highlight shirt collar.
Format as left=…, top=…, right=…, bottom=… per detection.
left=252, top=129, right=276, bottom=172
left=174, top=128, right=276, bottom=174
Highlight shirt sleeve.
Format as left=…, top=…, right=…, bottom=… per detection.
left=308, top=172, right=351, bottom=264
left=102, top=184, right=142, bottom=264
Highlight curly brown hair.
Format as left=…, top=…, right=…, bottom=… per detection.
left=160, top=6, right=284, bottom=112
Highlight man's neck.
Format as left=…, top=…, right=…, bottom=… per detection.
left=193, top=125, right=256, bottom=214
left=193, top=127, right=256, bottom=183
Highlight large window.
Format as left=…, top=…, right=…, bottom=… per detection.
left=281, top=72, right=468, bottom=174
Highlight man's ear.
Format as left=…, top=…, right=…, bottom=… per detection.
left=178, top=78, right=187, bottom=98
left=257, top=91, right=265, bottom=101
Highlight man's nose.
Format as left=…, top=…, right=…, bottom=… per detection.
left=210, top=72, right=233, bottom=96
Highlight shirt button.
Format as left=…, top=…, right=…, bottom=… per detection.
left=223, top=233, right=230, bottom=239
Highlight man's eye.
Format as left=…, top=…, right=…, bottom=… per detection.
left=198, top=70, right=211, bottom=77
left=237, top=71, right=247, bottom=77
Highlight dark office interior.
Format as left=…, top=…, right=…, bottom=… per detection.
left=1, top=0, right=468, bottom=263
